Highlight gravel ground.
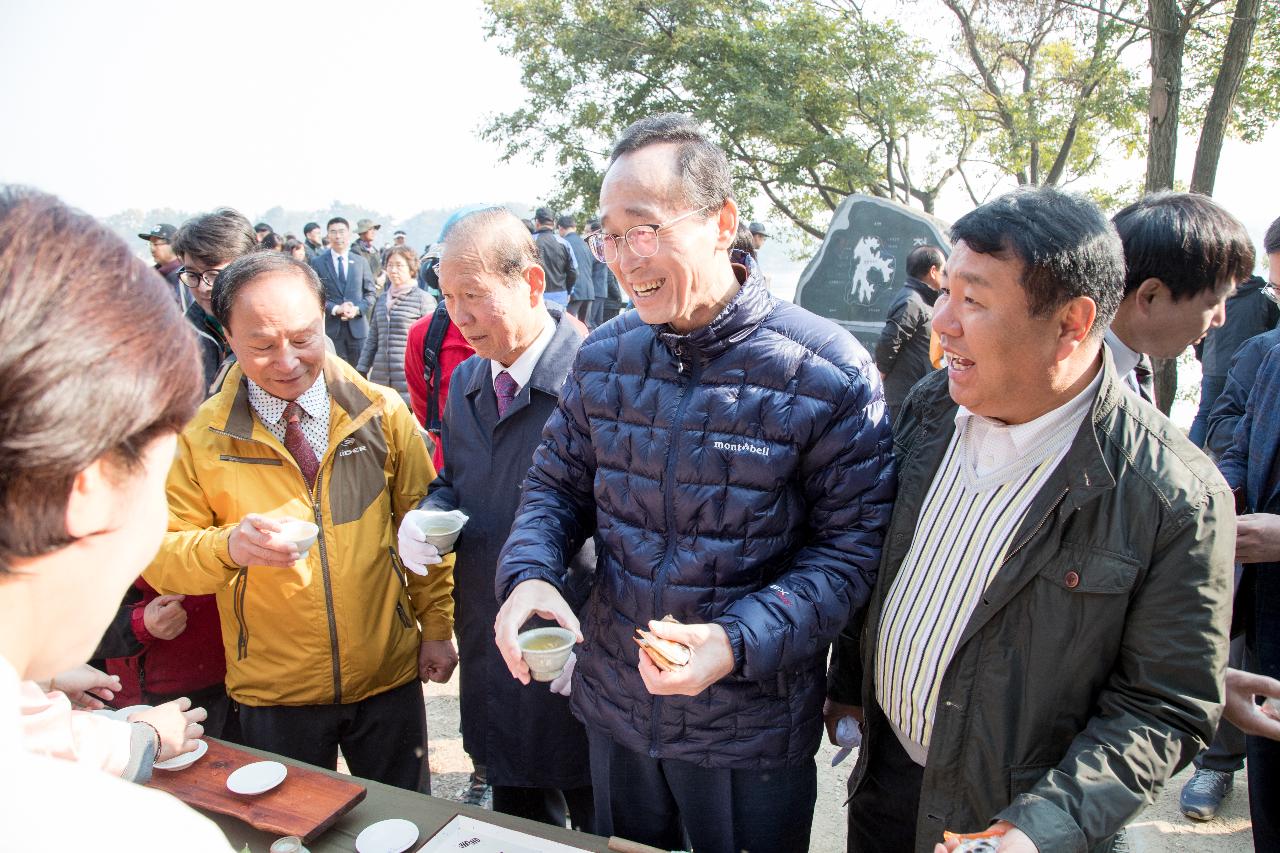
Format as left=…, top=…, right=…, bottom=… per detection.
left=414, top=672, right=1255, bottom=852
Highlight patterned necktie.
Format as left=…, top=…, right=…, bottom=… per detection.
left=282, top=401, right=319, bottom=488
left=494, top=371, right=518, bottom=419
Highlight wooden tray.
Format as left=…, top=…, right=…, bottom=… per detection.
left=147, top=739, right=367, bottom=843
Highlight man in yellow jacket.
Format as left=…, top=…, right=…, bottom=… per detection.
left=145, top=251, right=456, bottom=792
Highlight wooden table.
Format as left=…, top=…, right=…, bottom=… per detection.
left=193, top=742, right=610, bottom=852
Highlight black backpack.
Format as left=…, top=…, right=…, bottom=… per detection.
left=420, top=302, right=453, bottom=435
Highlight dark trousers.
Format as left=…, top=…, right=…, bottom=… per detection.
left=238, top=679, right=428, bottom=793
left=1190, top=374, right=1227, bottom=448
left=846, top=721, right=923, bottom=853
left=331, top=323, right=362, bottom=365
left=492, top=784, right=595, bottom=834
left=567, top=299, right=593, bottom=328
left=587, top=729, right=816, bottom=853
left=590, top=298, right=606, bottom=329
left=1195, top=636, right=1247, bottom=773
left=1248, top=565, right=1280, bottom=852
left=145, top=681, right=239, bottom=744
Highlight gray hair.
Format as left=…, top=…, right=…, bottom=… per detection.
left=608, top=113, right=734, bottom=217
left=442, top=207, right=541, bottom=284
left=211, top=252, right=324, bottom=329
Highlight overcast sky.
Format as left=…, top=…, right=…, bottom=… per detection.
left=1, top=0, right=1276, bottom=252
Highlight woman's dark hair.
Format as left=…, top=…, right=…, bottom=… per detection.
left=260, top=232, right=284, bottom=252
left=950, top=187, right=1125, bottom=335
left=1112, top=192, right=1256, bottom=300
left=211, top=251, right=325, bottom=330
left=731, top=222, right=757, bottom=258
left=282, top=237, right=305, bottom=258
left=0, top=186, right=202, bottom=573
left=172, top=207, right=258, bottom=267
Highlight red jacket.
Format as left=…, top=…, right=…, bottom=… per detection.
left=107, top=578, right=226, bottom=700
left=405, top=315, right=473, bottom=472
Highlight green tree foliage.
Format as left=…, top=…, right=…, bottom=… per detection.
left=484, top=0, right=1150, bottom=235
left=484, top=0, right=966, bottom=235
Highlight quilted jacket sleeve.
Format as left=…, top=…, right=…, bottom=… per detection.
left=714, top=371, right=895, bottom=678
left=495, top=363, right=597, bottom=602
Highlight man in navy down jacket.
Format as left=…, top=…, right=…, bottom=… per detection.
left=494, top=113, right=895, bottom=853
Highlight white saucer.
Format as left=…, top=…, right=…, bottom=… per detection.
left=355, top=818, right=419, bottom=853
left=226, top=760, right=287, bottom=795
left=114, top=704, right=153, bottom=721
left=153, top=738, right=207, bottom=771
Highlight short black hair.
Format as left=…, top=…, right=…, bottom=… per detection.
left=303, top=222, right=320, bottom=235
left=608, top=113, right=734, bottom=218
left=212, top=252, right=323, bottom=330
left=326, top=217, right=349, bottom=230
left=906, top=245, right=946, bottom=279
left=253, top=222, right=273, bottom=233
left=1112, top=192, right=1255, bottom=300
left=950, top=187, right=1124, bottom=335
left=557, top=214, right=576, bottom=229
left=1264, top=215, right=1280, bottom=256
left=172, top=208, right=258, bottom=267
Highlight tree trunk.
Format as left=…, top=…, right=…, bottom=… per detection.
left=1190, top=0, right=1261, bottom=194
left=1145, top=0, right=1184, bottom=193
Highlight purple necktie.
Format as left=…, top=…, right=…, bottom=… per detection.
left=494, top=371, right=518, bottom=419
left=282, top=401, right=319, bottom=488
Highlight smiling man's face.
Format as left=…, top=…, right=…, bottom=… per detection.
left=933, top=240, right=1074, bottom=424
left=598, top=143, right=732, bottom=333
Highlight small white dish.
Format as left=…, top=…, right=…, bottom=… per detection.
left=355, top=818, right=419, bottom=853
left=226, top=760, right=287, bottom=795
left=153, top=738, right=207, bottom=771
left=114, top=704, right=153, bottom=721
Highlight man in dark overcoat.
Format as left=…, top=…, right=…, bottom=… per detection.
left=397, top=207, right=594, bottom=831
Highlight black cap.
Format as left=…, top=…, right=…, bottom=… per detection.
left=535, top=207, right=554, bottom=224
left=556, top=214, right=576, bottom=229
left=253, top=222, right=273, bottom=233
left=137, top=223, right=177, bottom=242
left=303, top=222, right=320, bottom=234
left=748, top=222, right=768, bottom=236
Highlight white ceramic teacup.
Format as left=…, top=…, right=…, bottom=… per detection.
left=274, top=518, right=319, bottom=558
left=411, top=509, right=468, bottom=553
left=517, top=627, right=576, bottom=682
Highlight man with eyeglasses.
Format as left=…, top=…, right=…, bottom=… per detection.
left=173, top=208, right=259, bottom=398
left=493, top=114, right=894, bottom=853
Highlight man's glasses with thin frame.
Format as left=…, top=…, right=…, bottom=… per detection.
left=586, top=206, right=710, bottom=264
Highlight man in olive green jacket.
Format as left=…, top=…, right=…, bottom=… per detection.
left=827, top=187, right=1234, bottom=853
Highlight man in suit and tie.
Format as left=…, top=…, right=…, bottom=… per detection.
left=1105, top=192, right=1254, bottom=404
left=310, top=216, right=376, bottom=365
left=397, top=207, right=595, bottom=831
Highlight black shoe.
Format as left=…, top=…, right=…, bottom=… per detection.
left=461, top=771, right=489, bottom=806
left=1179, top=768, right=1233, bottom=821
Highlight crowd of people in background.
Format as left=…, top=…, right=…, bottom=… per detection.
left=5, top=111, right=1280, bottom=853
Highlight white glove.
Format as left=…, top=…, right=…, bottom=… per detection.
left=831, top=715, right=862, bottom=766
left=549, top=652, right=577, bottom=697
left=397, top=511, right=444, bottom=576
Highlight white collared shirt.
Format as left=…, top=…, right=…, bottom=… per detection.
left=330, top=248, right=351, bottom=280
left=1104, top=328, right=1142, bottom=395
left=954, top=364, right=1103, bottom=483
left=490, top=310, right=557, bottom=393
left=247, top=373, right=330, bottom=461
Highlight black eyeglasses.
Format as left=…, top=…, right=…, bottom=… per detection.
left=177, top=266, right=223, bottom=289
left=586, top=206, right=710, bottom=263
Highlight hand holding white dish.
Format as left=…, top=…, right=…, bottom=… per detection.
left=272, top=518, right=319, bottom=558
